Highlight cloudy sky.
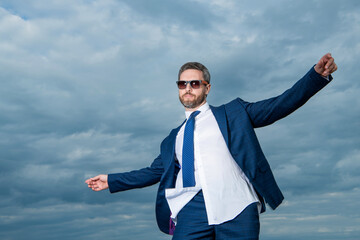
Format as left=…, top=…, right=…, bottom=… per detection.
left=0, top=0, right=359, bottom=239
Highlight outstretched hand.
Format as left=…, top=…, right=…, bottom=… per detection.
left=85, top=174, right=109, bottom=191
left=314, top=53, right=338, bottom=77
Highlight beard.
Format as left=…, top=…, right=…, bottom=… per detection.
left=179, top=90, right=207, bottom=109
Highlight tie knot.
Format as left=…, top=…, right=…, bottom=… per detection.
left=188, top=111, right=200, bottom=121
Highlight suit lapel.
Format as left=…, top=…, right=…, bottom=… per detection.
left=168, top=123, right=183, bottom=165
left=210, top=105, right=229, bottom=148
left=162, top=121, right=185, bottom=187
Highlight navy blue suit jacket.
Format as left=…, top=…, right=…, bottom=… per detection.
left=108, top=67, right=332, bottom=234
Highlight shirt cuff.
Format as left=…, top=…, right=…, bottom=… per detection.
left=322, top=75, right=330, bottom=81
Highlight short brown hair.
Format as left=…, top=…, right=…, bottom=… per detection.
left=178, top=62, right=210, bottom=83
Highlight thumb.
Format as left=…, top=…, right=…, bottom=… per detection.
left=91, top=175, right=101, bottom=181
left=324, top=52, right=332, bottom=59
left=319, top=53, right=332, bottom=67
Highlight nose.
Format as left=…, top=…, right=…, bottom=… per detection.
left=185, top=82, right=192, bottom=91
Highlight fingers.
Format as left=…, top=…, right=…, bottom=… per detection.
left=323, top=56, right=338, bottom=76
left=88, top=182, right=107, bottom=191
left=89, top=184, right=102, bottom=191
left=85, top=176, right=98, bottom=188
left=86, top=180, right=100, bottom=191
left=84, top=175, right=101, bottom=184
left=323, top=57, right=333, bottom=76
left=315, top=53, right=337, bottom=77
left=324, top=57, right=334, bottom=69
left=324, top=62, right=337, bottom=76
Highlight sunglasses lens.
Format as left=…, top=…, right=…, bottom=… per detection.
left=190, top=81, right=200, bottom=89
left=177, top=80, right=205, bottom=89
left=177, top=81, right=186, bottom=89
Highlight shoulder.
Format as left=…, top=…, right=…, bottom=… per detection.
left=210, top=98, right=248, bottom=113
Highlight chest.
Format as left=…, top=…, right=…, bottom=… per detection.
left=175, top=112, right=226, bottom=162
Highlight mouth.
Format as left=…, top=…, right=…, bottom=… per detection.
left=183, top=93, right=195, bottom=98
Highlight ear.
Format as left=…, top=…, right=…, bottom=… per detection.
left=205, top=84, right=211, bottom=95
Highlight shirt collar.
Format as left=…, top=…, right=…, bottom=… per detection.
left=185, top=102, right=210, bottom=119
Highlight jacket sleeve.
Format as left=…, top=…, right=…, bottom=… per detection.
left=108, top=154, right=164, bottom=193
left=238, top=66, right=332, bottom=128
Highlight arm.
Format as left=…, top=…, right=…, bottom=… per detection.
left=85, top=154, right=164, bottom=193
left=108, top=154, right=164, bottom=193
left=240, top=53, right=337, bottom=128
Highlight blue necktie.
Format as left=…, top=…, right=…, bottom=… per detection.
left=182, top=111, right=200, bottom=187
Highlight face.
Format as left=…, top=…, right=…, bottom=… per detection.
left=178, top=69, right=211, bottom=111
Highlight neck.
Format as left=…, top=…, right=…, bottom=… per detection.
left=184, top=100, right=207, bottom=112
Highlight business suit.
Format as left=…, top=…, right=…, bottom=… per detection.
left=108, top=66, right=332, bottom=235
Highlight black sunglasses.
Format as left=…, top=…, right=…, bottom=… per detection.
left=176, top=80, right=208, bottom=89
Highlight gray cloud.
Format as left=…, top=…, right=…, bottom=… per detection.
left=0, top=0, right=359, bottom=239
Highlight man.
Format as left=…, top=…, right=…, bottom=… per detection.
left=86, top=53, right=337, bottom=239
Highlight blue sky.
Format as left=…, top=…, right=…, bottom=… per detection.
left=0, top=0, right=359, bottom=239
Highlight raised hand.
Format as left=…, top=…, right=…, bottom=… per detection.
left=85, top=174, right=109, bottom=191
left=314, top=53, right=338, bottom=77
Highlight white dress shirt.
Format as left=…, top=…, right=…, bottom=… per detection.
left=165, top=102, right=260, bottom=225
